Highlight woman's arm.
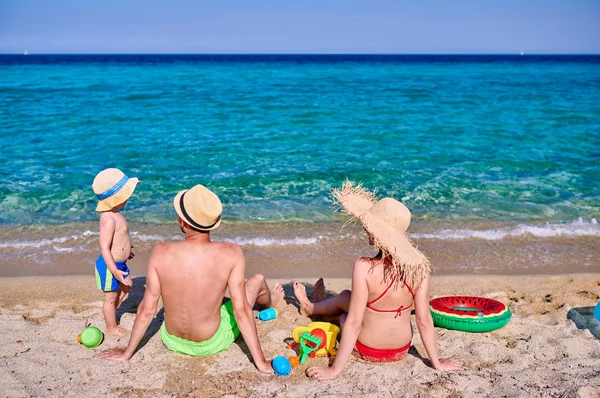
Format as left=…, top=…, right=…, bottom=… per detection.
left=414, top=274, right=461, bottom=370
left=306, top=259, right=369, bottom=381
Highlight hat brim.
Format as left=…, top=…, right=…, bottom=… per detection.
left=333, top=181, right=430, bottom=288
left=360, top=212, right=426, bottom=268
left=95, top=178, right=139, bottom=211
left=173, top=190, right=222, bottom=231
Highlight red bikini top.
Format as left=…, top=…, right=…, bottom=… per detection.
left=366, top=274, right=415, bottom=317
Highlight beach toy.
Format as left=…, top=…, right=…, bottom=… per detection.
left=77, top=326, right=104, bottom=348
left=430, top=296, right=512, bottom=333
left=257, top=308, right=278, bottom=321
left=298, top=331, right=323, bottom=363
left=594, top=302, right=600, bottom=323
left=288, top=356, right=299, bottom=368
left=272, top=356, right=292, bottom=376
left=292, top=321, right=340, bottom=358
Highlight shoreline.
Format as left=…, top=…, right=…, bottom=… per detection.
left=1, top=273, right=599, bottom=397
left=1, top=220, right=599, bottom=277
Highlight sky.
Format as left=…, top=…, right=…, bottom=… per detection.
left=0, top=0, right=599, bottom=54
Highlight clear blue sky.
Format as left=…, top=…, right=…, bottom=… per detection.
left=1, top=0, right=599, bottom=54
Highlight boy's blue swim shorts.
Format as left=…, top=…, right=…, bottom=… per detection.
left=95, top=254, right=130, bottom=292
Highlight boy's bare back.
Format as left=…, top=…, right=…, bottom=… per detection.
left=99, top=211, right=132, bottom=263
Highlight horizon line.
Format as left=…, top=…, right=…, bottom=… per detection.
left=2, top=52, right=600, bottom=56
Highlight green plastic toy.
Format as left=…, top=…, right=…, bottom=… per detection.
left=298, top=332, right=322, bottom=363
left=77, top=326, right=104, bottom=348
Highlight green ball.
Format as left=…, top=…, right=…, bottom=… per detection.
left=78, top=326, right=104, bottom=348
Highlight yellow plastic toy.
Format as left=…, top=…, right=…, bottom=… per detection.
left=292, top=322, right=340, bottom=357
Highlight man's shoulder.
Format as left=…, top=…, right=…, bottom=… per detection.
left=152, top=241, right=177, bottom=253
left=211, top=241, right=243, bottom=255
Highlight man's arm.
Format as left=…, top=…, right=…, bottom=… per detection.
left=96, top=245, right=163, bottom=361
left=227, top=245, right=273, bottom=374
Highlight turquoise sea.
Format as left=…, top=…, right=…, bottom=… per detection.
left=0, top=55, right=598, bottom=276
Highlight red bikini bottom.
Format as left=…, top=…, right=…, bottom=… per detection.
left=354, top=340, right=411, bottom=362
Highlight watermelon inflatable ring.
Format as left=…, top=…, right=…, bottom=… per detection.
left=430, top=296, right=511, bottom=333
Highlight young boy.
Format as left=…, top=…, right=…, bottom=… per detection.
left=92, top=168, right=140, bottom=336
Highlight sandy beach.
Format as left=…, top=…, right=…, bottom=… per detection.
left=1, top=273, right=599, bottom=398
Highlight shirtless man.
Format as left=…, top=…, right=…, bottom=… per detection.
left=97, top=184, right=283, bottom=374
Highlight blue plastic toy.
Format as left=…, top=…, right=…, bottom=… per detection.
left=257, top=308, right=278, bottom=321
left=272, top=356, right=292, bottom=376
left=594, top=302, right=600, bottom=323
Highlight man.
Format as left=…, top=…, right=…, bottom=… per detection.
left=97, top=184, right=283, bottom=374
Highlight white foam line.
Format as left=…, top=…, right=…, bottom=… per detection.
left=412, top=218, right=600, bottom=241
left=225, top=237, right=319, bottom=247
left=0, top=236, right=76, bottom=249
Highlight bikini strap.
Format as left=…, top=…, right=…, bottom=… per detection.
left=367, top=274, right=397, bottom=307
left=403, top=278, right=415, bottom=297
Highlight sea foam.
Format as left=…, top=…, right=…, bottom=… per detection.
left=412, top=218, right=599, bottom=240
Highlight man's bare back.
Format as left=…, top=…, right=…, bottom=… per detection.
left=156, top=239, right=245, bottom=342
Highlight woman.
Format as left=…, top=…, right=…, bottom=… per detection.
left=293, top=181, right=461, bottom=381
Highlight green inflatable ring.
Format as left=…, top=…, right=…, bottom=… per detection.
left=430, top=296, right=511, bottom=333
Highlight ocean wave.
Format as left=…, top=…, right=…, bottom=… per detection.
left=53, top=246, right=75, bottom=253
left=412, top=218, right=599, bottom=240
left=224, top=237, right=320, bottom=247
left=0, top=219, right=597, bottom=251
left=0, top=235, right=81, bottom=249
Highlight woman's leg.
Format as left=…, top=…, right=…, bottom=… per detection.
left=294, top=278, right=351, bottom=317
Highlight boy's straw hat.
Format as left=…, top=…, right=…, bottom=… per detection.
left=333, top=181, right=430, bottom=288
left=92, top=168, right=140, bottom=212
left=173, top=184, right=222, bottom=232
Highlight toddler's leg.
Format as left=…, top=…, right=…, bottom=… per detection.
left=103, top=290, right=129, bottom=337
left=116, top=284, right=131, bottom=309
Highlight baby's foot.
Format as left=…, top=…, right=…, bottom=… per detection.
left=106, top=326, right=129, bottom=338
left=314, top=278, right=326, bottom=303
left=293, top=282, right=314, bottom=317
left=270, top=283, right=287, bottom=314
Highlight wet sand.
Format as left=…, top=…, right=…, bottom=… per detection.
left=1, top=274, right=599, bottom=397
left=0, top=221, right=598, bottom=277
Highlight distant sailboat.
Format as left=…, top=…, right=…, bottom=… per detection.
left=520, top=51, right=524, bottom=56
left=24, top=49, right=28, bottom=55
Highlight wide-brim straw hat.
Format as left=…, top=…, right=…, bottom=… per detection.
left=333, top=181, right=430, bottom=288
left=92, top=168, right=140, bottom=212
left=173, top=184, right=222, bottom=232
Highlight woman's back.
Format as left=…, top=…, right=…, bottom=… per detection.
left=358, top=257, right=416, bottom=350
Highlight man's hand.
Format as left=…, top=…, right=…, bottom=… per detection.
left=256, top=359, right=275, bottom=374
left=117, top=270, right=133, bottom=287
left=434, top=357, right=462, bottom=371
left=95, top=347, right=131, bottom=361
left=306, top=366, right=340, bottom=381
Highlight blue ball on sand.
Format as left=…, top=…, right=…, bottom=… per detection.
left=272, top=356, right=292, bottom=376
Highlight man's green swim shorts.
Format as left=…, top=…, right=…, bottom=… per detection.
left=160, top=301, right=240, bottom=356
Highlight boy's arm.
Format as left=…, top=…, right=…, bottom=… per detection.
left=99, top=215, right=130, bottom=286
left=96, top=245, right=163, bottom=361
left=227, top=245, right=273, bottom=374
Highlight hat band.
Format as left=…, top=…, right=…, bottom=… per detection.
left=179, top=192, right=221, bottom=230
left=96, top=175, right=129, bottom=200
